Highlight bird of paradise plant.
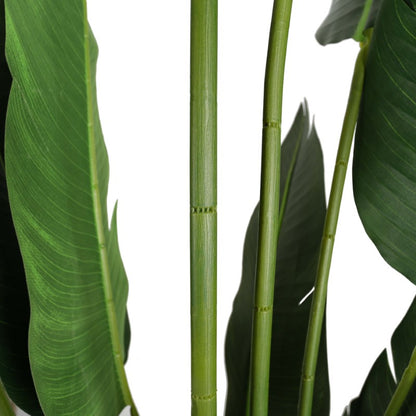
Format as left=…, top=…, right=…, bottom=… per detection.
left=1, top=0, right=416, bottom=415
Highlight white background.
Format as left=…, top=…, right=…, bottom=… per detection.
left=75, top=0, right=416, bottom=415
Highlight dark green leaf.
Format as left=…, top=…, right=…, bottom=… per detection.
left=343, top=296, right=416, bottom=415
left=0, top=163, right=43, bottom=416
left=4, top=1, right=135, bottom=415
left=0, top=0, right=42, bottom=413
left=316, top=0, right=381, bottom=45
left=225, top=104, right=330, bottom=415
left=353, top=0, right=416, bottom=285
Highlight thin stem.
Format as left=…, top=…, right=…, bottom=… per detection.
left=298, top=45, right=368, bottom=416
left=352, top=0, right=373, bottom=42
left=0, top=380, right=15, bottom=416
left=190, top=1, right=217, bottom=415
left=248, top=1, right=293, bottom=415
left=385, top=346, right=416, bottom=416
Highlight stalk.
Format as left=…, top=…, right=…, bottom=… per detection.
left=384, top=346, right=416, bottom=416
left=190, top=1, right=217, bottom=415
left=248, top=1, right=293, bottom=415
left=0, top=380, right=14, bottom=416
left=298, top=44, right=368, bottom=415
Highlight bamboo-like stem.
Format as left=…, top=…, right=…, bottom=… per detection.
left=384, top=346, right=416, bottom=416
left=248, top=1, right=293, bottom=415
left=298, top=45, right=368, bottom=416
left=0, top=380, right=15, bottom=416
left=190, top=1, right=217, bottom=415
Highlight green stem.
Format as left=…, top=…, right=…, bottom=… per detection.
left=385, top=346, right=416, bottom=416
left=298, top=45, right=368, bottom=416
left=0, top=380, right=15, bottom=416
left=353, top=0, right=374, bottom=42
left=190, top=1, right=217, bottom=415
left=248, top=1, right=293, bottom=415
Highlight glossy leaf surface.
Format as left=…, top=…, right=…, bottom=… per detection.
left=353, top=0, right=416, bottom=286
left=343, top=296, right=416, bottom=414
left=225, top=104, right=330, bottom=415
left=0, top=0, right=42, bottom=413
left=316, top=0, right=381, bottom=45
left=4, top=1, right=134, bottom=415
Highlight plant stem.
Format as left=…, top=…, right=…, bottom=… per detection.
left=352, top=0, right=373, bottom=42
left=190, top=1, right=217, bottom=415
left=298, top=45, right=368, bottom=416
left=248, top=1, right=293, bottom=415
left=0, top=380, right=14, bottom=416
left=384, top=346, right=416, bottom=416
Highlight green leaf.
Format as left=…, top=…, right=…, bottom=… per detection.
left=224, top=104, right=330, bottom=415
left=343, top=296, right=416, bottom=415
left=108, top=203, right=131, bottom=365
left=353, top=0, right=416, bottom=286
left=0, top=147, right=43, bottom=416
left=4, top=2, right=136, bottom=415
left=316, top=0, right=381, bottom=45
left=0, top=0, right=42, bottom=414
left=0, top=379, right=15, bottom=416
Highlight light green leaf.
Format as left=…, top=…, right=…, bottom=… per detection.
left=343, top=296, right=416, bottom=414
left=4, top=1, right=136, bottom=415
left=316, top=0, right=381, bottom=45
left=353, top=0, right=416, bottom=286
left=225, top=104, right=330, bottom=415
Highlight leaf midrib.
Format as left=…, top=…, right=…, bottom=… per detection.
left=82, top=1, right=131, bottom=407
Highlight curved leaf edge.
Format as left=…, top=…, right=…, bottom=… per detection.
left=4, top=3, right=134, bottom=414
left=316, top=0, right=381, bottom=45
left=343, top=296, right=416, bottom=415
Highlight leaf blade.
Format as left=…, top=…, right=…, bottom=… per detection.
left=344, top=296, right=416, bottom=415
left=4, top=2, right=135, bottom=415
left=0, top=0, right=42, bottom=413
left=225, top=104, right=330, bottom=415
left=353, top=0, right=416, bottom=285
left=0, top=379, right=15, bottom=416
left=316, top=0, right=381, bottom=45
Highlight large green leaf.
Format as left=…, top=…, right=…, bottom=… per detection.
left=316, top=0, right=381, bottom=45
left=4, top=2, right=135, bottom=415
left=353, top=0, right=416, bottom=286
left=0, top=0, right=42, bottom=414
left=225, top=104, right=330, bottom=415
left=343, top=296, right=416, bottom=415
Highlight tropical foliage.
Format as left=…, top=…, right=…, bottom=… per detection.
left=1, top=0, right=416, bottom=415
